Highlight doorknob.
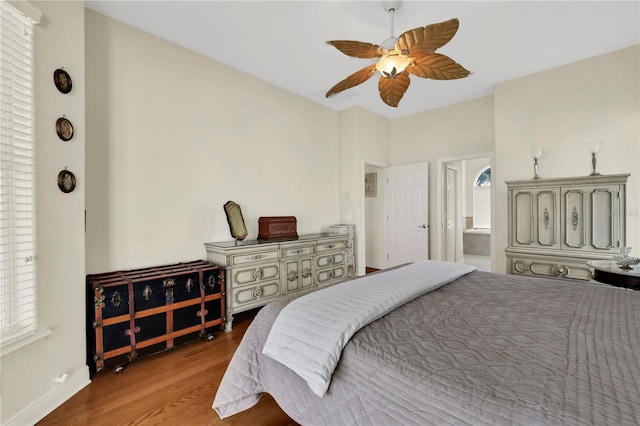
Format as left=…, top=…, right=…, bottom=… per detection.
left=418, top=224, right=426, bottom=228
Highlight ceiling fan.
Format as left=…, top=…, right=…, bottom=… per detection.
left=325, top=0, right=470, bottom=108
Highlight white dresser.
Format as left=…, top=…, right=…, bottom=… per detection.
left=204, top=233, right=348, bottom=330
left=505, top=174, right=628, bottom=281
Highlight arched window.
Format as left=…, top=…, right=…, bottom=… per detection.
left=472, top=166, right=491, bottom=229
left=474, top=166, right=491, bottom=187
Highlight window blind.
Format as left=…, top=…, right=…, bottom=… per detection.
left=0, top=0, right=36, bottom=347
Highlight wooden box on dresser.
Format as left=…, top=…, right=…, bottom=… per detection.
left=205, top=233, right=349, bottom=331
left=86, top=260, right=225, bottom=376
left=505, top=174, right=629, bottom=281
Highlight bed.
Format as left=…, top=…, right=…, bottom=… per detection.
left=213, top=261, right=640, bottom=425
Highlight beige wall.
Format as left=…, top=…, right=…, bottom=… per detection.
left=1, top=1, right=89, bottom=424
left=494, top=45, right=640, bottom=273
left=389, top=96, right=496, bottom=258
left=84, top=10, right=342, bottom=273
left=339, top=106, right=390, bottom=275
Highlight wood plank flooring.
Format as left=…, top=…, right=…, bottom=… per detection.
left=38, top=309, right=297, bottom=426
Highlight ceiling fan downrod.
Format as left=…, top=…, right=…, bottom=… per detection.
left=380, top=0, right=401, bottom=49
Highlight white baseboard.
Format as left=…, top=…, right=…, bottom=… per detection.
left=6, top=366, right=91, bottom=426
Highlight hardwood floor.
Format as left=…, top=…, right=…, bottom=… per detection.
left=38, top=309, right=297, bottom=426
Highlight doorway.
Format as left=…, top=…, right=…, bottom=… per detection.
left=364, top=164, right=385, bottom=270
left=436, top=154, right=494, bottom=271
left=363, top=162, right=429, bottom=271
left=444, top=164, right=459, bottom=262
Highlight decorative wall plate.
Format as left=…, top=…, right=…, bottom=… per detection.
left=223, top=200, right=248, bottom=241
left=55, top=117, right=74, bottom=141
left=53, top=68, right=72, bottom=94
left=57, top=169, right=76, bottom=193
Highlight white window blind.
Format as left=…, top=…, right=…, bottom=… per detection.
left=0, top=0, right=36, bottom=347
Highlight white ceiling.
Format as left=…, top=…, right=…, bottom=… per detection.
left=85, top=1, right=639, bottom=120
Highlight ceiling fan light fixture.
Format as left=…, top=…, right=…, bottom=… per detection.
left=375, top=53, right=411, bottom=78
left=325, top=0, right=470, bottom=107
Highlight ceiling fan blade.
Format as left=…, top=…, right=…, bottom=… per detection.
left=326, top=65, right=378, bottom=98
left=327, top=40, right=388, bottom=58
left=378, top=73, right=411, bottom=107
left=406, top=53, right=470, bottom=80
left=395, top=18, right=460, bottom=55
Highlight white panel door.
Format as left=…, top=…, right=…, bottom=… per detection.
left=385, top=163, right=429, bottom=267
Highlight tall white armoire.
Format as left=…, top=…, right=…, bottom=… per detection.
left=505, top=174, right=629, bottom=281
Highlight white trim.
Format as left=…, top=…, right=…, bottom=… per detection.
left=0, top=328, right=52, bottom=359
left=7, top=0, right=41, bottom=23
left=359, top=159, right=390, bottom=276
left=5, top=366, right=91, bottom=426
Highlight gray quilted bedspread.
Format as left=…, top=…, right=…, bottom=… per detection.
left=213, top=271, right=640, bottom=425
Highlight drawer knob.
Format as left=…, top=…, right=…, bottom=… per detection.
left=302, top=268, right=312, bottom=278
left=329, top=270, right=335, bottom=279
left=253, top=287, right=263, bottom=298
left=328, top=255, right=335, bottom=265
left=253, top=269, right=263, bottom=280
left=553, top=265, right=569, bottom=277
left=186, top=278, right=193, bottom=292
left=288, top=271, right=298, bottom=281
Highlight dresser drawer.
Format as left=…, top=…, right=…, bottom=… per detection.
left=230, top=262, right=279, bottom=287
left=282, top=245, right=314, bottom=258
left=316, top=240, right=347, bottom=253
left=317, top=251, right=345, bottom=269
left=231, top=281, right=280, bottom=309
left=510, top=257, right=592, bottom=281
left=316, top=265, right=346, bottom=286
left=230, top=249, right=279, bottom=266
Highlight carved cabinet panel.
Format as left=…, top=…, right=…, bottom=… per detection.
left=510, top=188, right=559, bottom=249
left=563, top=190, right=586, bottom=249
left=537, top=190, right=558, bottom=247
left=562, top=185, right=620, bottom=253
left=282, top=258, right=314, bottom=295
left=591, top=187, right=617, bottom=250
